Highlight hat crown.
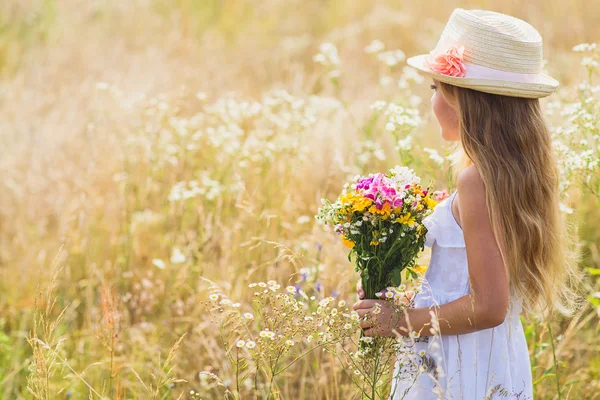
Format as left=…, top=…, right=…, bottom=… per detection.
left=433, top=9, right=544, bottom=74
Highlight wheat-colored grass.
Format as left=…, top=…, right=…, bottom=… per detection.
left=0, top=1, right=599, bottom=399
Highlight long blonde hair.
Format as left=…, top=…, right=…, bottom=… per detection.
left=439, top=82, right=582, bottom=317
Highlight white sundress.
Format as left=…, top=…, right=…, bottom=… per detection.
left=389, top=190, right=533, bottom=400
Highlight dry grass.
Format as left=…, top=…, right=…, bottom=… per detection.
left=0, top=0, right=599, bottom=399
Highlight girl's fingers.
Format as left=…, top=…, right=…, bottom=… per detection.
left=352, top=299, right=379, bottom=310
left=356, top=308, right=370, bottom=318
left=356, top=279, right=364, bottom=299
left=359, top=320, right=372, bottom=329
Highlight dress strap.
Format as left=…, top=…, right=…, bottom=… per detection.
left=422, top=190, right=465, bottom=248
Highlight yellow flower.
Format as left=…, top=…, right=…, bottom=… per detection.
left=395, top=213, right=415, bottom=227
left=342, top=236, right=355, bottom=248
left=368, top=202, right=392, bottom=218
left=413, top=265, right=428, bottom=274
left=425, top=196, right=437, bottom=210
left=339, top=192, right=355, bottom=205
left=369, top=240, right=380, bottom=246
left=352, top=197, right=372, bottom=212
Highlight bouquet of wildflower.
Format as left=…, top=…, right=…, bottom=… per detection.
left=316, top=166, right=437, bottom=300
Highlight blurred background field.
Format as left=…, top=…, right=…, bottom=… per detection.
left=0, top=0, right=599, bottom=399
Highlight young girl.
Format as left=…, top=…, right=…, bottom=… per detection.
left=353, top=8, right=579, bottom=399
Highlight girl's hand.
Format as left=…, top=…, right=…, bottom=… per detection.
left=356, top=279, right=365, bottom=300
left=352, top=299, right=406, bottom=337
left=355, top=279, right=415, bottom=303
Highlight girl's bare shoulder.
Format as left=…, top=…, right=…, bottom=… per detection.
left=457, top=164, right=484, bottom=192
left=455, top=165, right=488, bottom=226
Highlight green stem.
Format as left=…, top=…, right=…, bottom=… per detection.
left=547, top=321, right=561, bottom=400
left=371, top=345, right=379, bottom=400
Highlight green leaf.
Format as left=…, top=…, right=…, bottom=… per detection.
left=587, top=295, right=600, bottom=307
left=409, top=269, right=418, bottom=281
left=585, top=267, right=600, bottom=275
left=390, top=269, right=402, bottom=286
left=533, top=373, right=555, bottom=386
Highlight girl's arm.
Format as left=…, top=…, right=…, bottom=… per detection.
left=354, top=166, right=510, bottom=336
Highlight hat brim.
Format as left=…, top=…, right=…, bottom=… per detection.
left=407, top=54, right=559, bottom=99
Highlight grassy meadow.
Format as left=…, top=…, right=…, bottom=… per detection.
left=0, top=0, right=599, bottom=399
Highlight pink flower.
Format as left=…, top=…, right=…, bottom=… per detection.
left=433, top=190, right=450, bottom=202
left=427, top=45, right=467, bottom=78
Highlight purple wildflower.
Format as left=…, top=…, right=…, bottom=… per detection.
left=315, top=281, right=323, bottom=293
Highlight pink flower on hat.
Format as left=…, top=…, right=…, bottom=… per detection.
left=427, top=45, right=467, bottom=78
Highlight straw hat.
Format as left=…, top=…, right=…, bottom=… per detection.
left=406, top=9, right=559, bottom=98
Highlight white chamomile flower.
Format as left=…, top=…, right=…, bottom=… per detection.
left=243, top=313, right=254, bottom=319
left=258, top=282, right=267, bottom=288
left=232, top=302, right=241, bottom=308
left=286, top=286, right=297, bottom=293
left=267, top=280, right=277, bottom=286
left=344, top=323, right=352, bottom=329
left=259, top=330, right=270, bottom=338
left=236, top=340, right=246, bottom=348
left=248, top=283, right=257, bottom=288
left=411, top=331, right=420, bottom=339
left=246, top=341, right=256, bottom=349
left=418, top=350, right=426, bottom=357
left=338, top=300, right=346, bottom=307
left=209, top=293, right=219, bottom=301
left=385, top=291, right=394, bottom=299
left=286, top=340, right=295, bottom=346
left=398, top=284, right=407, bottom=291
left=360, top=336, right=373, bottom=344
left=372, top=304, right=382, bottom=314
left=220, top=299, right=231, bottom=305
left=364, top=40, right=385, bottom=54
left=350, top=311, right=360, bottom=321
left=375, top=292, right=383, bottom=298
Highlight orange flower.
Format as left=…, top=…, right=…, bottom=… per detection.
left=341, top=236, right=355, bottom=248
